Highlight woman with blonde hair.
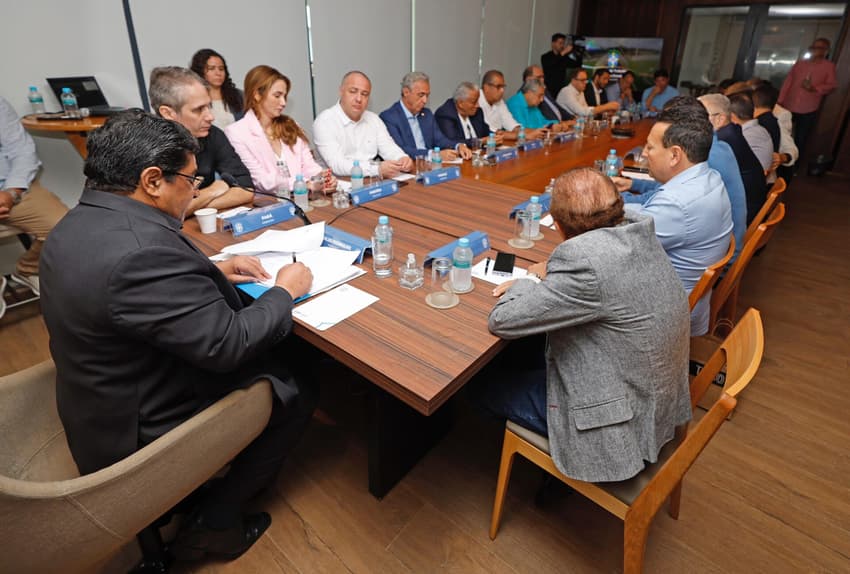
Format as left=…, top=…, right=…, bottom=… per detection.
left=225, top=65, right=335, bottom=195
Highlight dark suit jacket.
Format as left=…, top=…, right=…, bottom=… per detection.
left=540, top=93, right=573, bottom=122
left=584, top=82, right=608, bottom=107
left=379, top=101, right=456, bottom=158
left=41, top=189, right=296, bottom=475
left=434, top=98, right=491, bottom=146
left=541, top=50, right=578, bottom=98
left=717, top=123, right=768, bottom=223
left=197, top=125, right=253, bottom=189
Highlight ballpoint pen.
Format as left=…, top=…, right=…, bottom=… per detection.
left=484, top=257, right=491, bottom=275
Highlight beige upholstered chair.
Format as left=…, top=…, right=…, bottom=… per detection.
left=489, top=309, right=765, bottom=574
left=0, top=360, right=273, bottom=574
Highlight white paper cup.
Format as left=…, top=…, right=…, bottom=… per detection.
left=196, top=208, right=218, bottom=234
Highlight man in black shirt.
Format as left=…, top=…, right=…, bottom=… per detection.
left=541, top=33, right=580, bottom=99
left=150, top=66, right=253, bottom=215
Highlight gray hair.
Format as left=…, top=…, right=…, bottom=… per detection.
left=698, top=93, right=730, bottom=118
left=520, top=78, right=544, bottom=94
left=452, top=81, right=478, bottom=102
left=401, top=71, right=430, bottom=92
left=149, top=66, right=207, bottom=114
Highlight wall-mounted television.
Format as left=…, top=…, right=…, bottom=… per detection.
left=578, top=37, right=665, bottom=96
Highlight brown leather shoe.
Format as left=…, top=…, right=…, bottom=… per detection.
left=170, top=511, right=271, bottom=561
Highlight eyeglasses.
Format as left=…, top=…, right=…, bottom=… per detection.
left=164, top=171, right=205, bottom=189
left=575, top=77, right=588, bottom=83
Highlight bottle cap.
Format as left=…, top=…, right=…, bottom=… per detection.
left=530, top=196, right=539, bottom=203
left=295, top=174, right=303, bottom=181
left=62, top=87, right=71, bottom=93
left=434, top=147, right=440, bottom=152
left=378, top=215, right=389, bottom=225
left=610, top=149, right=616, bottom=154
left=353, top=159, right=360, bottom=166
left=29, top=86, right=37, bottom=91
left=458, top=237, right=470, bottom=247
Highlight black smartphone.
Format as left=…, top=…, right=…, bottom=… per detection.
left=492, top=252, right=516, bottom=276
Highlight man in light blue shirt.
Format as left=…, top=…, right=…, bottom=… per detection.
left=641, top=69, right=679, bottom=117
left=623, top=96, right=732, bottom=335
left=0, top=96, right=67, bottom=298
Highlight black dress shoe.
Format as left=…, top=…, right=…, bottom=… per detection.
left=170, top=511, right=271, bottom=561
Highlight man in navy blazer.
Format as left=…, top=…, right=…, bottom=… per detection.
left=380, top=72, right=471, bottom=162
left=435, top=81, right=492, bottom=147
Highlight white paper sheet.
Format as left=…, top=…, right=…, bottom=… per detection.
left=471, top=258, right=529, bottom=285
left=337, top=180, right=353, bottom=192
left=622, top=170, right=654, bottom=181
left=254, top=246, right=364, bottom=297
left=217, top=206, right=251, bottom=219
left=222, top=221, right=326, bottom=255
left=442, top=157, right=464, bottom=165
left=293, top=284, right=379, bottom=331
left=393, top=173, right=417, bottom=181
left=540, top=214, right=557, bottom=230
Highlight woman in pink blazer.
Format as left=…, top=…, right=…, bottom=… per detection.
left=225, top=65, right=336, bottom=195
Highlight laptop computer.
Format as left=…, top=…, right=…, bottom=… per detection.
left=45, top=76, right=125, bottom=116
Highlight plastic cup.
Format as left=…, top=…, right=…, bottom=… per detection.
left=425, top=257, right=460, bottom=309
left=507, top=209, right=535, bottom=249
left=195, top=208, right=218, bottom=234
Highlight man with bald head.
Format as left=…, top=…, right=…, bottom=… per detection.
left=480, top=167, right=691, bottom=483
left=313, top=70, right=413, bottom=178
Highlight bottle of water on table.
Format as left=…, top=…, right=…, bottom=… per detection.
left=60, top=87, right=81, bottom=119
left=276, top=159, right=291, bottom=198
left=351, top=159, right=364, bottom=190
left=451, top=237, right=473, bottom=293
left=431, top=147, right=442, bottom=169
left=517, top=125, right=526, bottom=147
left=28, top=86, right=45, bottom=114
left=487, top=132, right=497, bottom=155
left=605, top=149, right=619, bottom=177
left=372, top=215, right=393, bottom=277
left=293, top=174, right=309, bottom=210
left=527, top=196, right=542, bottom=239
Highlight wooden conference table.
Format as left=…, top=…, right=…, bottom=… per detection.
left=184, top=119, right=654, bottom=497
left=21, top=114, right=107, bottom=158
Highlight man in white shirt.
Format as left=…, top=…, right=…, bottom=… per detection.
left=477, top=70, right=520, bottom=143
left=313, top=71, right=413, bottom=178
left=729, top=93, right=773, bottom=173
left=557, top=68, right=619, bottom=118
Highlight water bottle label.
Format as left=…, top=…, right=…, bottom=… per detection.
left=452, top=260, right=471, bottom=269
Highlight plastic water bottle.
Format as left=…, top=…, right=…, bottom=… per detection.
left=293, top=174, right=309, bottom=210
left=605, top=149, right=619, bottom=177
left=28, top=86, right=45, bottom=114
left=487, top=132, right=497, bottom=155
left=276, top=159, right=291, bottom=198
left=372, top=215, right=393, bottom=277
left=451, top=238, right=473, bottom=292
left=528, top=196, right=542, bottom=238
left=351, top=159, right=364, bottom=190
left=60, top=87, right=81, bottom=119
left=431, top=147, right=442, bottom=169
left=575, top=115, right=585, bottom=138
left=517, top=125, right=526, bottom=147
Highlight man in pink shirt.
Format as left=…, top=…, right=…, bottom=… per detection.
left=778, top=37, right=837, bottom=160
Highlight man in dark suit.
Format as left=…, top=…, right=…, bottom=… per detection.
left=40, top=110, right=318, bottom=564
left=435, top=81, right=491, bottom=147
left=585, top=68, right=611, bottom=108
left=522, top=65, right=573, bottom=123
left=699, top=93, right=768, bottom=223
left=380, top=71, right=471, bottom=162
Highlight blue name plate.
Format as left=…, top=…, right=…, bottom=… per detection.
left=509, top=193, right=552, bottom=219
left=227, top=202, right=296, bottom=236
left=323, top=225, right=371, bottom=264
left=486, top=147, right=518, bottom=163
left=420, top=166, right=461, bottom=186
left=554, top=131, right=576, bottom=143
left=518, top=139, right=543, bottom=151
left=349, top=180, right=399, bottom=206
left=425, top=231, right=490, bottom=265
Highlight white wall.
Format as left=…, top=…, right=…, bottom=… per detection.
left=0, top=0, right=576, bottom=211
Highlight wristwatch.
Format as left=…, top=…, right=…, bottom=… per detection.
left=7, top=189, right=24, bottom=206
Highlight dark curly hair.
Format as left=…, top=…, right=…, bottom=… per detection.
left=190, top=48, right=243, bottom=115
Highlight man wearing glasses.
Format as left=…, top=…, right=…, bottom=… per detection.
left=556, top=68, right=620, bottom=118
left=478, top=70, right=520, bottom=143
left=778, top=38, right=837, bottom=160
left=40, top=110, right=317, bottom=568
left=149, top=66, right=254, bottom=215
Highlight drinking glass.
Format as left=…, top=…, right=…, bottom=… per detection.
left=425, top=257, right=460, bottom=309
left=415, top=153, right=429, bottom=176
left=507, top=209, right=535, bottom=249
left=308, top=174, right=329, bottom=207
left=368, top=159, right=383, bottom=186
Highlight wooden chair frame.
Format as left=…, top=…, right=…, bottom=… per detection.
left=489, top=309, right=765, bottom=574
left=743, top=178, right=786, bottom=247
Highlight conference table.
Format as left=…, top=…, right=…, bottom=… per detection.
left=21, top=114, right=107, bottom=158
left=184, top=119, right=655, bottom=497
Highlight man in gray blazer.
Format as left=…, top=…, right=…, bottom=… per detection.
left=485, top=168, right=692, bottom=482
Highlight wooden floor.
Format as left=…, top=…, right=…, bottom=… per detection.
left=1, top=173, right=848, bottom=573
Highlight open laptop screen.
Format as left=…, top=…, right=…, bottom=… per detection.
left=46, top=76, right=109, bottom=108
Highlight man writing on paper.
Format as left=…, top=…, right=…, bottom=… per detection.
left=380, top=71, right=471, bottom=162
left=40, top=110, right=316, bottom=565
left=313, top=70, right=414, bottom=178
left=480, top=168, right=691, bottom=483
left=149, top=66, right=254, bottom=215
